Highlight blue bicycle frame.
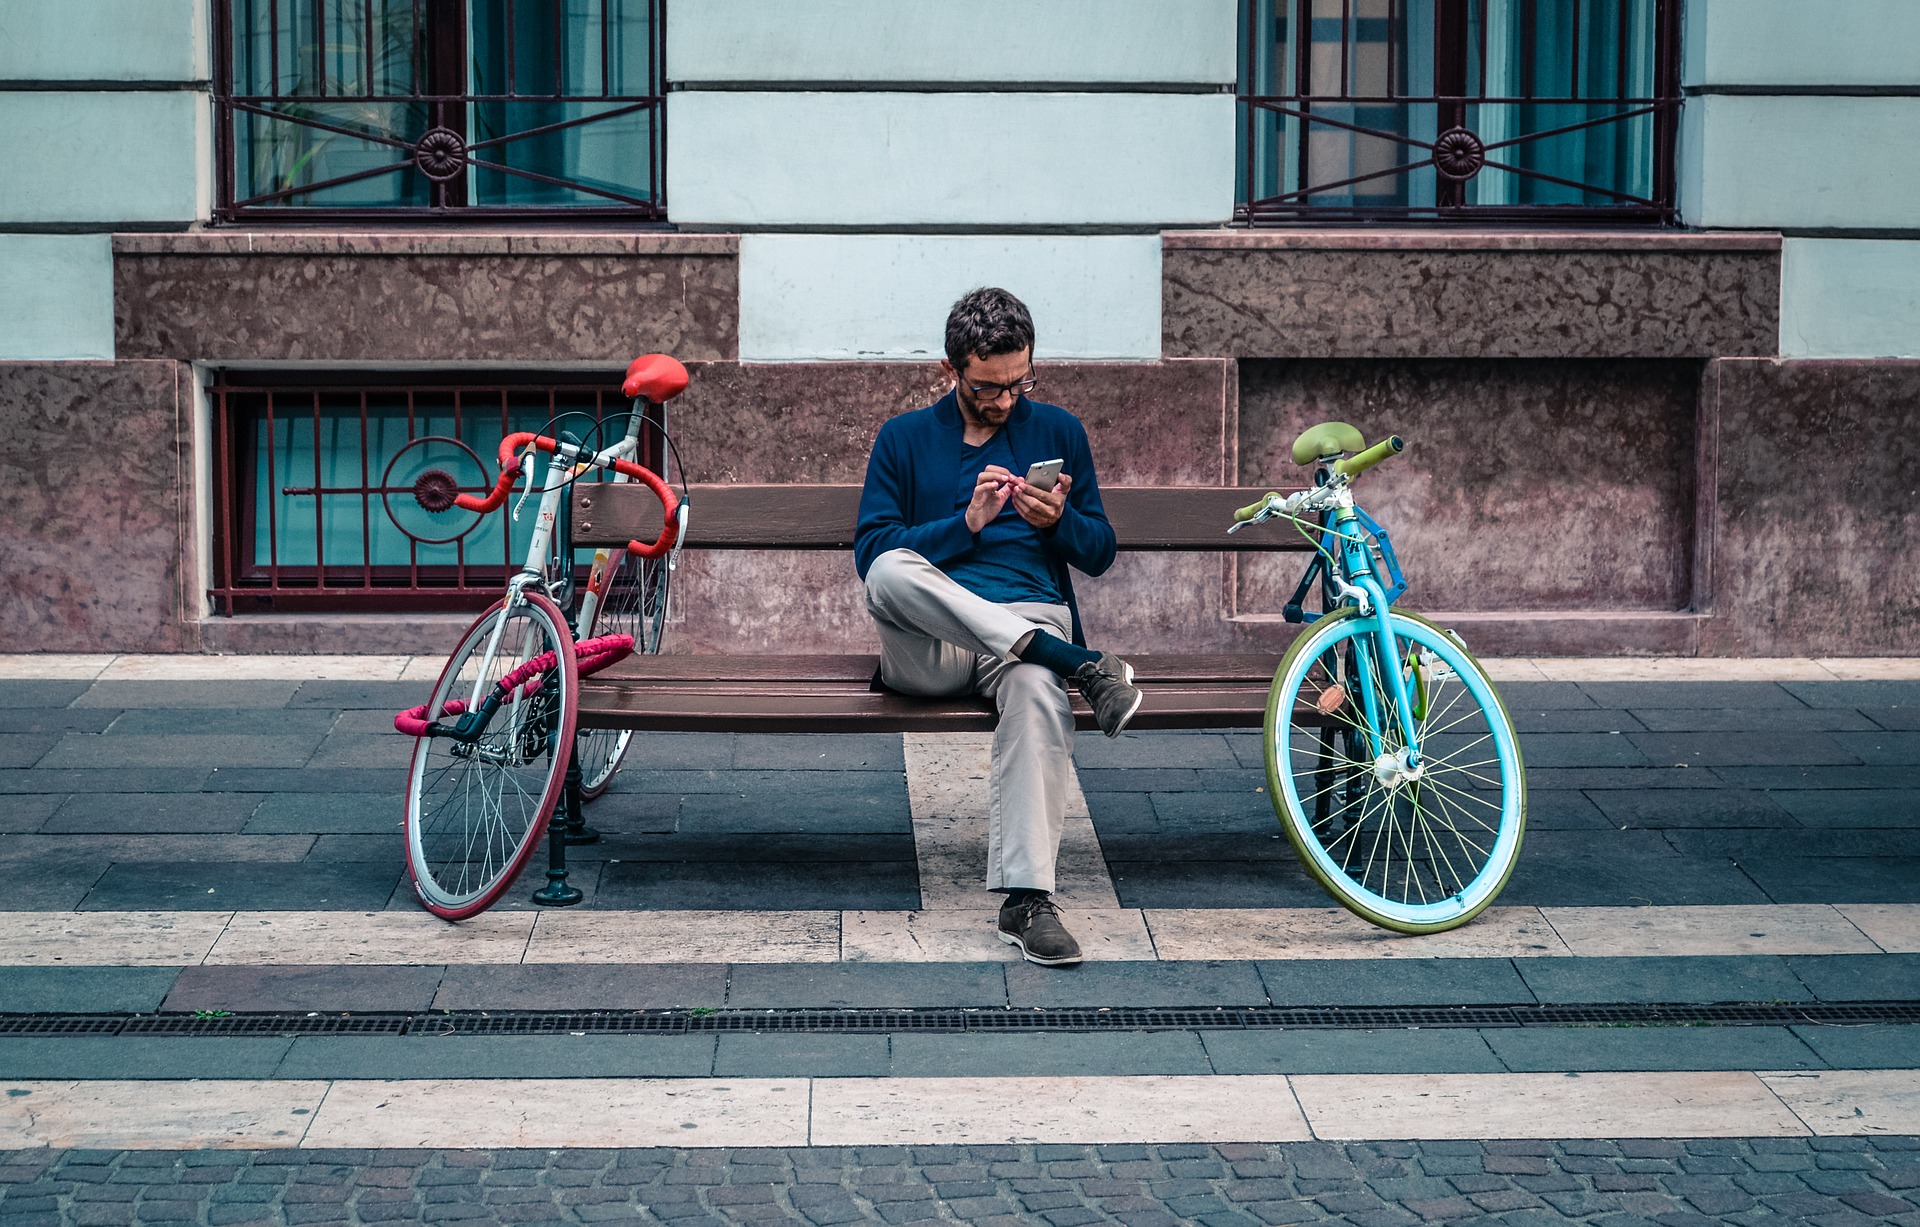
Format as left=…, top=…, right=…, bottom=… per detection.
left=1323, top=498, right=1424, bottom=770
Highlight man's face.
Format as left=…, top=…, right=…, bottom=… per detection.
left=947, top=348, right=1033, bottom=432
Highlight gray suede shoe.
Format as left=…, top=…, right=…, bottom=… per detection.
left=1071, top=652, right=1143, bottom=738
left=997, top=894, right=1084, bottom=967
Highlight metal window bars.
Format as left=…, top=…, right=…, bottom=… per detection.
left=210, top=375, right=665, bottom=614
left=1236, top=0, right=1680, bottom=223
left=213, top=0, right=666, bottom=219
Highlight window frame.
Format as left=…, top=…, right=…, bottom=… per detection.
left=1235, top=0, right=1682, bottom=225
left=211, top=0, right=668, bottom=222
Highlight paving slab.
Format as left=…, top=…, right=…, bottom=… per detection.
left=0, top=864, right=107, bottom=911
left=0, top=681, right=92, bottom=706
left=0, top=707, right=116, bottom=734
left=572, top=789, right=680, bottom=834
left=1515, top=733, right=1654, bottom=769
left=0, top=833, right=312, bottom=867
left=1761, top=1069, right=1920, bottom=1135
left=0, top=734, right=56, bottom=769
left=809, top=1074, right=1311, bottom=1145
left=1833, top=731, right=1920, bottom=766
left=0, top=768, right=212, bottom=794
left=1784, top=680, right=1920, bottom=708
left=208, top=910, right=534, bottom=966
left=286, top=680, right=428, bottom=710
left=304, top=1077, right=809, bottom=1147
left=1836, top=904, right=1920, bottom=953
left=888, top=1031, right=1213, bottom=1077
left=275, top=1034, right=719, bottom=1080
left=0, top=794, right=60, bottom=832
left=1785, top=953, right=1920, bottom=1001
left=1739, top=857, right=1920, bottom=905
left=1527, top=766, right=1733, bottom=791
left=1586, top=790, right=1796, bottom=829
left=41, top=792, right=263, bottom=834
left=79, top=861, right=401, bottom=912
left=1514, top=955, right=1811, bottom=1005
left=724, top=962, right=1007, bottom=1008
left=675, top=793, right=910, bottom=834
left=0, top=966, right=180, bottom=1012
left=1073, top=732, right=1242, bottom=769
left=103, top=708, right=340, bottom=737
left=1632, top=706, right=1884, bottom=732
left=1108, top=859, right=1332, bottom=909
left=526, top=910, right=840, bottom=964
left=1508, top=709, right=1645, bottom=734
left=1004, top=959, right=1268, bottom=1008
left=712, top=1034, right=892, bottom=1078
left=1790, top=1025, right=1920, bottom=1070
left=591, top=833, right=916, bottom=863
left=915, top=815, right=1117, bottom=910
left=1149, top=907, right=1569, bottom=961
left=1774, top=790, right=1920, bottom=828
left=0, top=911, right=231, bottom=965
left=733, top=733, right=905, bottom=771
left=1541, top=905, right=1882, bottom=957
left=303, top=734, right=413, bottom=769
left=242, top=793, right=401, bottom=834
left=1496, top=681, right=1603, bottom=708
left=160, top=964, right=448, bottom=1013
left=1666, top=829, right=1920, bottom=859
left=1200, top=1028, right=1508, bottom=1074
left=1863, top=705, right=1920, bottom=730
left=0, top=1079, right=326, bottom=1149
left=593, top=859, right=920, bottom=911
left=431, top=963, right=730, bottom=1010
left=72, top=681, right=303, bottom=709
left=1481, top=1026, right=1823, bottom=1072
left=199, top=767, right=409, bottom=793
left=1488, top=834, right=1773, bottom=907
left=1522, top=790, right=1614, bottom=830
left=102, top=657, right=407, bottom=681
left=1720, top=765, right=1920, bottom=791
left=1576, top=683, right=1806, bottom=710
left=1628, top=731, right=1860, bottom=768
left=1258, top=958, right=1534, bottom=1007
left=1293, top=1070, right=1809, bottom=1139
left=0, top=1036, right=294, bottom=1080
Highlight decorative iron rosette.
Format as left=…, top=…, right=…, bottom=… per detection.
left=413, top=127, right=468, bottom=182
left=1433, top=127, right=1487, bottom=181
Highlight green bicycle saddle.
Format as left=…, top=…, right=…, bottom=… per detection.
left=1291, top=421, right=1367, bottom=466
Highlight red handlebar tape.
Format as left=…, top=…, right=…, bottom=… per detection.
left=451, top=433, right=680, bottom=560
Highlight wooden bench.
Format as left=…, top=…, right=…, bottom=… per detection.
left=569, top=483, right=1313, bottom=734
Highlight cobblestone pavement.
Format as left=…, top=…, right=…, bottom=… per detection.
left=4, top=1139, right=1920, bottom=1227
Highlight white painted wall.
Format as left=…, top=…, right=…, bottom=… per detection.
left=669, top=0, right=1236, bottom=84
left=0, top=235, right=114, bottom=360
left=0, top=0, right=207, bottom=82
left=1679, top=95, right=1920, bottom=231
left=0, top=92, right=208, bottom=224
left=739, top=234, right=1160, bottom=362
left=669, top=92, right=1235, bottom=227
left=1781, top=240, right=1920, bottom=359
left=1684, top=0, right=1920, bottom=88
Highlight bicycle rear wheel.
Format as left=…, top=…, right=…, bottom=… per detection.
left=404, top=592, right=579, bottom=919
left=572, top=545, right=670, bottom=800
left=1264, top=608, right=1525, bottom=933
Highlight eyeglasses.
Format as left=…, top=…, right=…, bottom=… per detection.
left=961, top=371, right=1037, bottom=401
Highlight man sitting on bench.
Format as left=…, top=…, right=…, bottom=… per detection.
left=854, top=286, right=1143, bottom=967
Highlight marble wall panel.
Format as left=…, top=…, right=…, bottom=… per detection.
left=1702, top=359, right=1920, bottom=655
left=1163, top=236, right=1780, bottom=360
left=115, top=249, right=737, bottom=364
left=665, top=359, right=1235, bottom=653
left=0, top=360, right=198, bottom=652
left=1234, top=359, right=1702, bottom=617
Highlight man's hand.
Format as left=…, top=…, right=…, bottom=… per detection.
left=1011, top=471, right=1070, bottom=531
left=966, top=465, right=1016, bottom=534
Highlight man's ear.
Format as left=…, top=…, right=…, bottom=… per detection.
left=939, top=359, right=958, bottom=385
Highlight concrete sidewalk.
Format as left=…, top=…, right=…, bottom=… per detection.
left=1, top=659, right=1918, bottom=1222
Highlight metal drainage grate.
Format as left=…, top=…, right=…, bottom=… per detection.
left=1, top=1001, right=1918, bottom=1038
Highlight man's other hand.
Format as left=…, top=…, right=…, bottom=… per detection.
left=966, top=465, right=1016, bottom=534
left=1012, top=471, right=1070, bottom=530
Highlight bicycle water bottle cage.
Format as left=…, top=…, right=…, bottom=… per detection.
left=1292, top=422, right=1367, bottom=466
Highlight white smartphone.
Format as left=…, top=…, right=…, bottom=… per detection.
left=1024, top=458, right=1065, bottom=492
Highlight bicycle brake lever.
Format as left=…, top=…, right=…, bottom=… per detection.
left=510, top=453, right=536, bottom=522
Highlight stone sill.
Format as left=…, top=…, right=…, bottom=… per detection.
left=1164, top=228, right=1783, bottom=253
left=112, top=231, right=739, bottom=257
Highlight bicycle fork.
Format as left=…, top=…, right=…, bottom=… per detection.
left=1328, top=507, right=1425, bottom=779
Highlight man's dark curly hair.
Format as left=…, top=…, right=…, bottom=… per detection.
left=944, top=287, right=1035, bottom=373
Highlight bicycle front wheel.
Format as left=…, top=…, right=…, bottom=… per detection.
left=404, top=592, right=579, bottom=919
left=572, top=545, right=670, bottom=799
left=1264, top=608, right=1525, bottom=933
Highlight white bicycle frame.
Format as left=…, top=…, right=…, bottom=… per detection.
left=461, top=397, right=686, bottom=724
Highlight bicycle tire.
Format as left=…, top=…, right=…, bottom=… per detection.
left=571, top=545, right=670, bottom=800
left=403, top=592, right=579, bottom=920
left=1263, top=607, right=1526, bottom=933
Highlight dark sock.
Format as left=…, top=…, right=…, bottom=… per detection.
left=1001, top=888, right=1048, bottom=909
left=1015, top=629, right=1099, bottom=678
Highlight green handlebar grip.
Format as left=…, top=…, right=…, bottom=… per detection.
left=1336, top=435, right=1406, bottom=477
left=1234, top=493, right=1281, bottom=522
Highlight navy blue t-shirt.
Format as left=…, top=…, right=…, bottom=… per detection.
left=940, top=432, right=1063, bottom=606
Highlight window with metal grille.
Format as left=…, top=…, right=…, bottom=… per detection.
left=210, top=374, right=666, bottom=614
left=1237, top=0, right=1679, bottom=222
left=214, top=0, right=665, bottom=219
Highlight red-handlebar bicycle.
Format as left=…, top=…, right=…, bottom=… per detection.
left=394, top=354, right=690, bottom=919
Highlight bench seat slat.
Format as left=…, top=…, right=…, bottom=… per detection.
left=590, top=653, right=1284, bottom=684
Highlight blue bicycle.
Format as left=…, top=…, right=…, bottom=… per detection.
left=1233, top=423, right=1526, bottom=933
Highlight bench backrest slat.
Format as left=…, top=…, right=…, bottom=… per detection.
left=572, top=484, right=1313, bottom=551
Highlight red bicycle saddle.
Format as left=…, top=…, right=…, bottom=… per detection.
left=622, top=353, right=689, bottom=402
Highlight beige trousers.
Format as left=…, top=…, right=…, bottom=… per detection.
left=864, top=548, right=1075, bottom=894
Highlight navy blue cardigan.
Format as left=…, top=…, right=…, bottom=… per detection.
left=854, top=390, right=1116, bottom=646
